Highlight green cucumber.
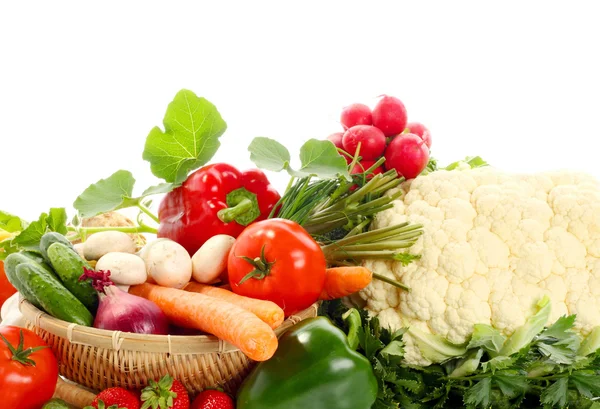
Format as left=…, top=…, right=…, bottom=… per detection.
left=17, top=262, right=93, bottom=326
left=42, top=399, right=76, bottom=409
left=40, top=232, right=75, bottom=264
left=46, top=242, right=99, bottom=313
left=3, top=252, right=56, bottom=309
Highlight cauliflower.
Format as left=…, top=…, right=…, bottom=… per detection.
left=360, top=167, right=600, bottom=365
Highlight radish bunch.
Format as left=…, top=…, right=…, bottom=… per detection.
left=327, top=96, right=432, bottom=180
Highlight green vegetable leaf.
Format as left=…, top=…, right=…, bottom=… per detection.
left=141, top=183, right=174, bottom=197
left=494, top=372, right=528, bottom=398
left=143, top=89, right=227, bottom=185
left=380, top=339, right=405, bottom=365
left=0, top=210, right=27, bottom=233
left=446, top=156, right=489, bottom=171
left=449, top=349, right=484, bottom=378
left=408, top=327, right=467, bottom=363
left=467, top=324, right=506, bottom=355
left=570, top=372, right=600, bottom=399
left=295, top=139, right=351, bottom=180
left=46, top=208, right=68, bottom=236
left=540, top=377, right=568, bottom=408
left=464, top=377, right=492, bottom=409
left=358, top=324, right=385, bottom=361
left=481, top=356, right=515, bottom=373
left=73, top=170, right=136, bottom=218
left=248, top=137, right=351, bottom=181
left=536, top=315, right=580, bottom=365
left=579, top=327, right=600, bottom=357
left=248, top=137, right=291, bottom=172
left=500, top=295, right=551, bottom=356
left=394, top=253, right=422, bottom=266
left=12, top=212, right=48, bottom=247
left=540, top=315, right=577, bottom=339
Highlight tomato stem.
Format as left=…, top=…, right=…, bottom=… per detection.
left=0, top=330, right=48, bottom=367
left=237, top=245, right=275, bottom=285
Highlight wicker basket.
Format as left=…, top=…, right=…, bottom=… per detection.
left=20, top=298, right=319, bottom=396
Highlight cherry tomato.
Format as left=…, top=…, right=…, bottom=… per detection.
left=0, top=326, right=58, bottom=409
left=227, top=219, right=327, bottom=316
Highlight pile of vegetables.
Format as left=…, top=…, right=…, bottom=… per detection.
left=1, top=88, right=599, bottom=409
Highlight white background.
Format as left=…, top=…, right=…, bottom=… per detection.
left=1, top=1, right=599, bottom=221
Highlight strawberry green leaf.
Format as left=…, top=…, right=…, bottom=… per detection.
left=73, top=170, right=137, bottom=218
left=248, top=137, right=291, bottom=172
left=143, top=89, right=227, bottom=185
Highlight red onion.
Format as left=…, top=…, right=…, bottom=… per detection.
left=82, top=269, right=170, bottom=335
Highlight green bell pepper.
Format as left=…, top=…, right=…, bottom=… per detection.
left=236, top=316, right=378, bottom=409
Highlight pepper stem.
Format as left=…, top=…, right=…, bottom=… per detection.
left=0, top=329, right=48, bottom=366
left=218, top=198, right=253, bottom=223
left=217, top=188, right=261, bottom=226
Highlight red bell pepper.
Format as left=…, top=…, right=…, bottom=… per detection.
left=157, top=163, right=281, bottom=255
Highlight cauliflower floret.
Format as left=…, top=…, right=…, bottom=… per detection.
left=361, top=168, right=600, bottom=365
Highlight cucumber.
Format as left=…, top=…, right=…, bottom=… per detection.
left=42, top=399, right=76, bottom=409
left=17, top=262, right=93, bottom=326
left=40, top=232, right=75, bottom=264
left=3, top=252, right=52, bottom=308
left=46, top=242, right=99, bottom=313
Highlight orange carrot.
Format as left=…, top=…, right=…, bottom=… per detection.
left=129, top=283, right=278, bottom=361
left=319, top=266, right=373, bottom=300
left=184, top=282, right=285, bottom=329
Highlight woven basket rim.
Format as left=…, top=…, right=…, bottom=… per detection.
left=20, top=298, right=320, bottom=355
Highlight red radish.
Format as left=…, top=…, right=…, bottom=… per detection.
left=340, top=103, right=372, bottom=129
left=327, top=132, right=345, bottom=149
left=372, top=95, right=408, bottom=137
left=342, top=125, right=386, bottom=160
left=405, top=122, right=432, bottom=148
left=351, top=160, right=384, bottom=178
left=384, top=133, right=430, bottom=179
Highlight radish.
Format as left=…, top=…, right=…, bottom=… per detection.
left=372, top=95, right=408, bottom=137
left=340, top=103, right=372, bottom=129
left=384, top=133, right=430, bottom=179
left=405, top=122, right=432, bottom=148
left=342, top=125, right=386, bottom=160
left=327, top=132, right=345, bottom=149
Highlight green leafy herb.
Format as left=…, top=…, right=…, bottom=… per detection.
left=73, top=170, right=137, bottom=218
left=445, top=156, right=489, bottom=171
left=248, top=137, right=350, bottom=180
left=318, top=298, right=600, bottom=409
left=0, top=210, right=27, bottom=233
left=248, top=137, right=291, bottom=172
left=143, top=89, right=227, bottom=185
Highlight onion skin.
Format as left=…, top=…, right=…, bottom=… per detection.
left=93, top=286, right=170, bottom=335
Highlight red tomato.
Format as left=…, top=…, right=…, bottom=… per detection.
left=0, top=326, right=58, bottom=409
left=0, top=261, right=17, bottom=309
left=227, top=219, right=327, bottom=316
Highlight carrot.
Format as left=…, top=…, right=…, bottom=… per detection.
left=319, top=266, right=373, bottom=300
left=184, top=282, right=285, bottom=329
left=129, top=283, right=278, bottom=361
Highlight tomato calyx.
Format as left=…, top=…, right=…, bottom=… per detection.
left=217, top=188, right=261, bottom=226
left=0, top=329, right=48, bottom=367
left=237, top=245, right=275, bottom=285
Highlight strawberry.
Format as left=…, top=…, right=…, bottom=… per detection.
left=141, top=374, right=190, bottom=409
left=191, top=390, right=234, bottom=409
left=84, top=387, right=141, bottom=409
